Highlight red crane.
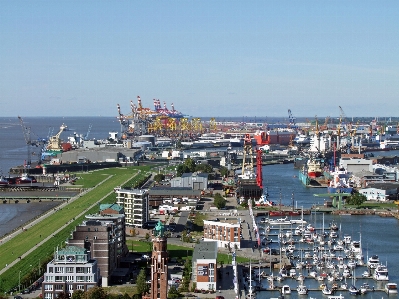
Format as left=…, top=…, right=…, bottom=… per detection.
left=256, top=149, right=263, bottom=189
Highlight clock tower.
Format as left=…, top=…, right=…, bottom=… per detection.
left=144, top=221, right=168, bottom=299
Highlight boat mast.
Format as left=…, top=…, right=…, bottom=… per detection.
left=249, top=259, right=253, bottom=296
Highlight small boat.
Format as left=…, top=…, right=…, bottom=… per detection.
left=385, top=283, right=398, bottom=294
left=348, top=285, right=361, bottom=295
left=297, top=284, right=308, bottom=295
left=360, top=283, right=373, bottom=294
left=330, top=222, right=339, bottom=231
left=16, top=173, right=36, bottom=184
left=340, top=282, right=348, bottom=290
left=281, top=285, right=291, bottom=295
left=322, top=285, right=333, bottom=295
left=328, top=294, right=344, bottom=299
left=269, top=217, right=292, bottom=225
left=361, top=270, right=371, bottom=278
left=0, top=175, right=9, bottom=185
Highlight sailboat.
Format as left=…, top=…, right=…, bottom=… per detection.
left=348, top=268, right=361, bottom=295
left=246, top=260, right=256, bottom=299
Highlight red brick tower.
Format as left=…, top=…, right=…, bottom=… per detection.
left=149, top=222, right=168, bottom=299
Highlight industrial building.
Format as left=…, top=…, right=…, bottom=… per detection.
left=56, top=147, right=141, bottom=164
left=170, top=172, right=208, bottom=190
left=148, top=187, right=201, bottom=207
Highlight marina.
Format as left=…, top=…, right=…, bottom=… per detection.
left=1, top=117, right=399, bottom=299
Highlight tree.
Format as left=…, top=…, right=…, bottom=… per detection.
left=154, top=173, right=165, bottom=183
left=213, top=193, right=226, bottom=209
left=71, top=290, right=85, bottom=299
left=136, top=268, right=149, bottom=295
left=195, top=163, right=213, bottom=173
left=86, top=287, right=107, bottom=299
left=55, top=292, right=69, bottom=299
left=184, top=157, right=196, bottom=173
left=220, top=166, right=229, bottom=178
left=167, top=286, right=181, bottom=299
left=176, top=164, right=190, bottom=177
left=122, top=293, right=131, bottom=299
left=346, top=193, right=367, bottom=207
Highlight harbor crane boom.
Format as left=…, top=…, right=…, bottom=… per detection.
left=18, top=116, right=37, bottom=167
left=288, top=109, right=296, bottom=128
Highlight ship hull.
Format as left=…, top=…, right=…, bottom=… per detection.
left=328, top=187, right=353, bottom=194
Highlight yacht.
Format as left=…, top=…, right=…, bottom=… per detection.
left=367, top=255, right=380, bottom=269
left=385, top=283, right=398, bottom=294
left=373, top=264, right=389, bottom=281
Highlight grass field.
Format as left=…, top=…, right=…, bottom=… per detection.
left=0, top=167, right=150, bottom=293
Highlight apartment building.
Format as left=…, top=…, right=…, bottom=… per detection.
left=115, top=188, right=149, bottom=228
left=67, top=212, right=128, bottom=287
left=42, top=246, right=99, bottom=299
left=191, top=241, right=217, bottom=291
left=203, top=219, right=241, bottom=249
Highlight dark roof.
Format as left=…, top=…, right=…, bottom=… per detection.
left=149, top=187, right=201, bottom=197
left=192, top=241, right=217, bottom=261
left=366, top=182, right=399, bottom=190
left=182, top=172, right=208, bottom=179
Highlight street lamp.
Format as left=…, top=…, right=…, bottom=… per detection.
left=19, top=270, right=21, bottom=293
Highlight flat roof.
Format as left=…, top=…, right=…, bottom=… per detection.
left=192, top=241, right=217, bottom=261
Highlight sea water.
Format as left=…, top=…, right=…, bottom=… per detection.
left=255, top=163, right=399, bottom=299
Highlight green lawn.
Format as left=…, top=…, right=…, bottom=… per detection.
left=0, top=167, right=148, bottom=293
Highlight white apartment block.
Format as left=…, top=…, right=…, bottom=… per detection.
left=115, top=188, right=149, bottom=228
left=42, top=246, right=99, bottom=299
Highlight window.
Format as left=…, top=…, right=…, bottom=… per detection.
left=209, top=277, right=214, bottom=282
left=55, top=285, right=64, bottom=291
left=55, top=267, right=63, bottom=273
left=86, top=267, right=92, bottom=274
left=77, top=285, right=85, bottom=290
left=209, top=269, right=214, bottom=276
left=76, top=276, right=85, bottom=282
left=76, top=267, right=85, bottom=274
left=66, top=267, right=74, bottom=273
left=44, top=292, right=53, bottom=299
left=68, top=285, right=73, bottom=291
left=66, top=276, right=74, bottom=282
left=87, top=276, right=93, bottom=282
left=46, top=276, right=54, bottom=282
left=55, top=276, right=63, bottom=282
left=44, top=284, right=53, bottom=291
left=48, top=267, right=54, bottom=273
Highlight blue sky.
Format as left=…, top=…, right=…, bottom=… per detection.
left=1, top=1, right=398, bottom=118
